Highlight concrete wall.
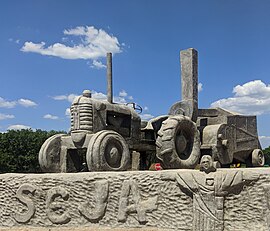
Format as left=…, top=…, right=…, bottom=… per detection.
left=0, top=168, right=269, bottom=231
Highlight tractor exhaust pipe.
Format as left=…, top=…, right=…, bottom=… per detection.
left=180, top=48, right=198, bottom=111
left=107, top=52, right=113, bottom=103
left=168, top=48, right=198, bottom=122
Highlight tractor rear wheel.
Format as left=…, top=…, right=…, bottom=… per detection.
left=86, top=130, right=130, bottom=171
left=156, top=115, right=200, bottom=169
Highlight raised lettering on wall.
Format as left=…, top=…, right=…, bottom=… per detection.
left=46, top=186, right=70, bottom=224
left=118, top=179, right=158, bottom=224
left=14, top=183, right=37, bottom=223
left=263, top=185, right=270, bottom=228
left=78, top=180, right=109, bottom=222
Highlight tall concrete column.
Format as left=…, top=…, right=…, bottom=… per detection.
left=180, top=48, right=198, bottom=111
left=169, top=48, right=198, bottom=122
left=107, top=52, right=113, bottom=103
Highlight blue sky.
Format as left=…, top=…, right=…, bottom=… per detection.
left=1, top=0, right=270, bottom=148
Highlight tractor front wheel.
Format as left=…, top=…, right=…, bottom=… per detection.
left=251, top=149, right=265, bottom=167
left=86, top=130, right=130, bottom=171
left=39, top=134, right=67, bottom=172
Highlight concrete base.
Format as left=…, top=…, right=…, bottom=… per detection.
left=0, top=168, right=269, bottom=231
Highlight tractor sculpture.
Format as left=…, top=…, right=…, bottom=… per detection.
left=39, top=49, right=264, bottom=172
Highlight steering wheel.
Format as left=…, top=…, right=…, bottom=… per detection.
left=126, top=103, right=143, bottom=114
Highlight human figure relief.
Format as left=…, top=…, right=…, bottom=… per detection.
left=162, top=155, right=259, bottom=231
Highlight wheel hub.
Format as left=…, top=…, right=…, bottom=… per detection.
left=110, top=147, right=119, bottom=162
left=176, top=133, right=187, bottom=153
left=105, top=142, right=122, bottom=168
left=258, top=152, right=264, bottom=165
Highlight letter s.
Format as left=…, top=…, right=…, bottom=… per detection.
left=14, top=183, right=36, bottom=223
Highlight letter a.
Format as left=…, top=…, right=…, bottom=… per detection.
left=118, top=179, right=157, bottom=224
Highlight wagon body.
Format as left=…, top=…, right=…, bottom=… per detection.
left=197, top=108, right=261, bottom=165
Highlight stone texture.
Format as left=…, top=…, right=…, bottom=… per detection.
left=0, top=228, right=173, bottom=231
left=0, top=168, right=269, bottom=231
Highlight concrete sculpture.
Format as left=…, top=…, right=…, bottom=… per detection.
left=0, top=49, right=268, bottom=231
left=38, top=49, right=264, bottom=173
left=163, top=155, right=260, bottom=230
left=1, top=168, right=270, bottom=230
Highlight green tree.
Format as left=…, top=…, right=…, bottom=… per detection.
left=263, top=146, right=270, bottom=166
left=0, top=129, right=65, bottom=173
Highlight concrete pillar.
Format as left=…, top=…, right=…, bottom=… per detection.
left=168, top=48, right=198, bottom=122
left=180, top=48, right=198, bottom=110
left=107, top=53, right=113, bottom=103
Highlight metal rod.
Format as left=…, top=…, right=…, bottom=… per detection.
left=107, top=52, right=113, bottom=103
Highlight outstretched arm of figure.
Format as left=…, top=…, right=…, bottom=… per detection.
left=219, top=171, right=260, bottom=195
left=160, top=172, right=177, bottom=181
left=243, top=171, right=260, bottom=182
left=161, top=172, right=197, bottom=192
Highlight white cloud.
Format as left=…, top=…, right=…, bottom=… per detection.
left=62, top=37, right=68, bottom=42
left=233, top=80, right=270, bottom=97
left=52, top=95, right=68, bottom=100
left=0, top=113, right=15, bottom=120
left=119, top=90, right=128, bottom=97
left=198, top=82, right=203, bottom=92
left=8, top=124, right=31, bottom=130
left=91, top=60, right=106, bottom=69
left=65, top=108, right=71, bottom=117
left=211, top=80, right=270, bottom=115
left=53, top=91, right=108, bottom=103
left=0, top=97, right=17, bottom=108
left=91, top=91, right=107, bottom=101
left=91, top=90, right=133, bottom=104
left=18, top=98, right=37, bottom=107
left=259, top=136, right=270, bottom=149
left=43, top=114, right=59, bottom=120
left=8, top=38, right=20, bottom=44
left=260, top=136, right=270, bottom=139
left=52, top=94, right=78, bottom=103
left=21, top=26, right=122, bottom=66
left=140, top=114, right=155, bottom=121
left=0, top=97, right=36, bottom=108
left=113, top=96, right=127, bottom=104
left=66, top=94, right=78, bottom=103
left=53, top=90, right=135, bottom=105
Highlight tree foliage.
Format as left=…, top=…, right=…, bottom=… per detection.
left=263, top=146, right=270, bottom=166
left=0, top=129, right=65, bottom=173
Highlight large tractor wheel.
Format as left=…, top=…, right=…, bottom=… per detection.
left=86, top=130, right=130, bottom=171
left=251, top=149, right=265, bottom=167
left=156, top=115, right=200, bottom=169
left=39, top=134, right=67, bottom=172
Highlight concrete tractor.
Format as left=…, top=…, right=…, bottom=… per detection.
left=39, top=49, right=264, bottom=173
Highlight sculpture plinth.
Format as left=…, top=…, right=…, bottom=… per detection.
left=0, top=168, right=269, bottom=231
